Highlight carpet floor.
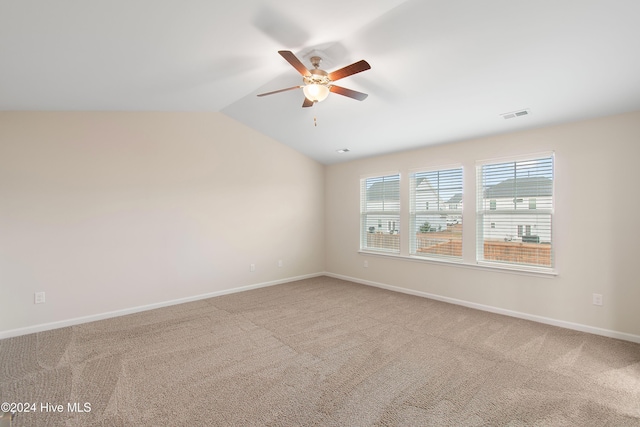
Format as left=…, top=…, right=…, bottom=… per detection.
left=1, top=276, right=639, bottom=426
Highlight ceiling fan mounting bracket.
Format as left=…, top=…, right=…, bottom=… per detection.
left=309, top=56, right=323, bottom=69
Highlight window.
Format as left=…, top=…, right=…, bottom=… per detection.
left=477, top=155, right=554, bottom=269
left=410, top=167, right=463, bottom=259
left=360, top=174, right=400, bottom=253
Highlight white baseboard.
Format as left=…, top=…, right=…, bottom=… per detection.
left=325, top=272, right=640, bottom=344
left=0, top=272, right=324, bottom=340
left=5, top=271, right=638, bottom=345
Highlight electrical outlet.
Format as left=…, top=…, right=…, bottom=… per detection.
left=363, top=260, right=368, bottom=268
left=278, top=259, right=283, bottom=268
left=35, top=291, right=46, bottom=304
left=592, top=293, right=603, bottom=306
left=250, top=264, right=255, bottom=272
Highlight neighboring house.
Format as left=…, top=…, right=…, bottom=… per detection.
left=482, top=177, right=552, bottom=243
left=446, top=192, right=462, bottom=210
left=413, top=177, right=450, bottom=232
left=364, top=178, right=400, bottom=234
left=444, top=193, right=463, bottom=225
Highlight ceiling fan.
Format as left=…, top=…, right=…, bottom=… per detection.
left=257, top=50, right=371, bottom=107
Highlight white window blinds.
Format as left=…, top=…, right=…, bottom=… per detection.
left=360, top=174, right=400, bottom=253
left=410, top=167, right=463, bottom=259
left=477, top=155, right=554, bottom=269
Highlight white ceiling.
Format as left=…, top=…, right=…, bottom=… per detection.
left=2, top=0, right=640, bottom=164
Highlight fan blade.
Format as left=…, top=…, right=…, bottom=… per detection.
left=302, top=97, right=314, bottom=108
left=328, top=60, right=371, bottom=81
left=257, top=86, right=302, bottom=97
left=278, top=50, right=311, bottom=77
left=329, top=85, right=368, bottom=101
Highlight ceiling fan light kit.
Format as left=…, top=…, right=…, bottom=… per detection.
left=257, top=50, right=371, bottom=107
left=302, top=56, right=331, bottom=102
left=302, top=83, right=330, bottom=103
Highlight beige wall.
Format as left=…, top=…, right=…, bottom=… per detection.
left=325, top=111, right=640, bottom=338
left=0, top=112, right=325, bottom=334
left=2, top=110, right=638, bottom=340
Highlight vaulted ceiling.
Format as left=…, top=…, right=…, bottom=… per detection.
left=2, top=0, right=639, bottom=164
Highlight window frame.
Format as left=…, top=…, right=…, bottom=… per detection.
left=475, top=152, right=555, bottom=273
left=360, top=172, right=401, bottom=254
left=409, top=165, right=464, bottom=261
left=357, top=153, right=557, bottom=277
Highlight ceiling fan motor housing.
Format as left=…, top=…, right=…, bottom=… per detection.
left=303, top=68, right=331, bottom=86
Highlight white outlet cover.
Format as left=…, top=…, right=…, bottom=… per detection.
left=592, top=293, right=603, bottom=306
left=35, top=292, right=46, bottom=304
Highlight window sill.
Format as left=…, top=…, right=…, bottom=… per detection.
left=358, top=250, right=557, bottom=278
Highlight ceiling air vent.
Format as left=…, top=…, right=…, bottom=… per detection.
left=500, top=109, right=530, bottom=120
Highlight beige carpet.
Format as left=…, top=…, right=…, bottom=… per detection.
left=1, top=276, right=639, bottom=426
